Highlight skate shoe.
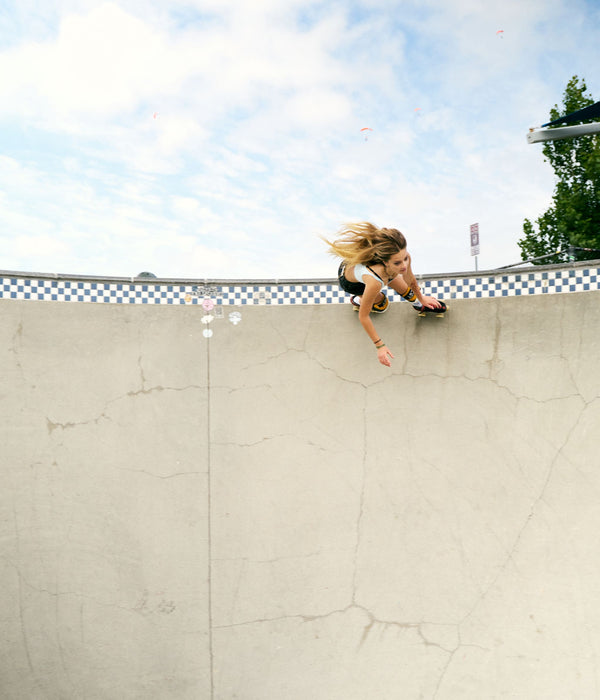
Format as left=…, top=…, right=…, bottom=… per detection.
left=350, top=295, right=361, bottom=310
left=372, top=295, right=389, bottom=313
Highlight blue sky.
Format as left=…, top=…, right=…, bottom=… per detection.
left=1, top=0, right=599, bottom=279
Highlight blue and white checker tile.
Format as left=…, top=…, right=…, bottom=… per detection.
left=1, top=263, right=599, bottom=306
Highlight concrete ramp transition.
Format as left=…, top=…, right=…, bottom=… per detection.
left=2, top=290, right=599, bottom=698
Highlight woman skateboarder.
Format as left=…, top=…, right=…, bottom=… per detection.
left=323, top=222, right=446, bottom=367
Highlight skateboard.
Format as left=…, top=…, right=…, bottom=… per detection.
left=417, top=301, right=447, bottom=318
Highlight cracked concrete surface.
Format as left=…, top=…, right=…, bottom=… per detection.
left=1, top=292, right=600, bottom=699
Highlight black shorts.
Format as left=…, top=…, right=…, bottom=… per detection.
left=337, top=262, right=366, bottom=295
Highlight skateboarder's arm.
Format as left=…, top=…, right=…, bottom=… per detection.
left=358, top=277, right=394, bottom=366
left=403, top=255, right=424, bottom=302
left=357, top=277, right=385, bottom=343
left=404, top=255, right=442, bottom=309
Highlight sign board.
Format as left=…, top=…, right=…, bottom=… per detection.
left=470, top=223, right=480, bottom=256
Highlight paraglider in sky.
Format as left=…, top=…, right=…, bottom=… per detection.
left=360, top=127, right=373, bottom=141
left=496, top=29, right=504, bottom=38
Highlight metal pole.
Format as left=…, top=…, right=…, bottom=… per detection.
left=527, top=122, right=600, bottom=144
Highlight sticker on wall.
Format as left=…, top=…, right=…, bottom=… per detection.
left=252, top=289, right=272, bottom=305
left=184, top=285, right=223, bottom=304
left=185, top=284, right=241, bottom=338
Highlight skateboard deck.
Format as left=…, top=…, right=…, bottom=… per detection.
left=417, top=302, right=447, bottom=318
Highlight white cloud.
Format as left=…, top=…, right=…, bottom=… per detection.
left=0, top=5, right=167, bottom=121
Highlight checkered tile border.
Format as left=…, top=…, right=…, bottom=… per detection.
left=1, top=264, right=599, bottom=306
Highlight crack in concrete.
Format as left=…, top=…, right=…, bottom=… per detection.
left=458, top=402, right=589, bottom=630
left=118, top=468, right=203, bottom=479
left=8, top=321, right=26, bottom=379
left=351, top=391, right=368, bottom=603
left=211, top=434, right=333, bottom=450
left=211, top=599, right=487, bottom=680
left=213, top=551, right=322, bottom=566
left=45, top=384, right=206, bottom=434
left=5, top=558, right=176, bottom=621
left=46, top=415, right=108, bottom=434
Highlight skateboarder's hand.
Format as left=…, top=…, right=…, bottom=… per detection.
left=377, top=345, right=394, bottom=367
left=422, top=295, right=442, bottom=309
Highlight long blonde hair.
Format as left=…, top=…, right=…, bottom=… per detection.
left=323, top=222, right=407, bottom=266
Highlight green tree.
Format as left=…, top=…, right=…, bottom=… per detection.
left=518, top=76, right=600, bottom=263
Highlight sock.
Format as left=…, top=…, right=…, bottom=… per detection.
left=401, top=285, right=423, bottom=309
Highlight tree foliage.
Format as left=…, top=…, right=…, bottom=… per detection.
left=518, top=76, right=600, bottom=263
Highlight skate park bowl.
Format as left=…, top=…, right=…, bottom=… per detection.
left=1, top=262, right=600, bottom=699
